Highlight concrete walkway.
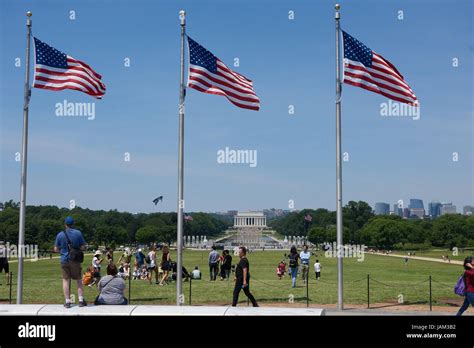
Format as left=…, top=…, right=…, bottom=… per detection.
left=324, top=308, right=469, bottom=316
left=372, top=252, right=463, bottom=265
left=7, top=253, right=94, bottom=264
left=0, top=304, right=325, bottom=316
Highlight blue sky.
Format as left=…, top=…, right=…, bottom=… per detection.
left=0, top=0, right=472, bottom=213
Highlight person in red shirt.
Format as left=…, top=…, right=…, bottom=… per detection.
left=276, top=261, right=286, bottom=280
left=456, top=256, right=474, bottom=316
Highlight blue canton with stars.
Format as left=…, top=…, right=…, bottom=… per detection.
left=188, top=36, right=217, bottom=73
left=342, top=31, right=373, bottom=67
left=34, top=37, right=68, bottom=69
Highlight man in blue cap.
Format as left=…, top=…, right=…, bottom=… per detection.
left=54, top=216, right=87, bottom=308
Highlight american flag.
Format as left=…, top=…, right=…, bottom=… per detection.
left=187, top=37, right=260, bottom=111
left=184, top=214, right=193, bottom=222
left=33, top=37, right=106, bottom=99
left=342, top=31, right=417, bottom=106
left=152, top=196, right=163, bottom=205
left=304, top=214, right=313, bottom=222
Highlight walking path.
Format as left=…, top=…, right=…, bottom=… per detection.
left=7, top=253, right=94, bottom=264
left=371, top=252, right=462, bottom=265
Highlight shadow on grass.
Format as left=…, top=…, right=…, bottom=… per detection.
left=129, top=297, right=168, bottom=302
left=369, top=300, right=427, bottom=309
left=255, top=297, right=309, bottom=303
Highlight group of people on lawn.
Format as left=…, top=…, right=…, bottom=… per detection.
left=276, top=245, right=322, bottom=287
left=54, top=217, right=258, bottom=307
left=52, top=216, right=474, bottom=314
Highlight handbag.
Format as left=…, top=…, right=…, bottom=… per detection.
left=454, top=273, right=466, bottom=296
left=63, top=230, right=84, bottom=263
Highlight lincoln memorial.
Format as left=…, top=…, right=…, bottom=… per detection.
left=233, top=211, right=266, bottom=228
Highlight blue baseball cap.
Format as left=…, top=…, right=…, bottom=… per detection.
left=65, top=216, right=74, bottom=225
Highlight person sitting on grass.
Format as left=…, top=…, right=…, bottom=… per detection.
left=140, top=265, right=148, bottom=280
left=94, top=263, right=128, bottom=305
left=132, top=261, right=140, bottom=280
left=171, top=262, right=190, bottom=282
left=118, top=262, right=129, bottom=280
left=191, top=266, right=202, bottom=280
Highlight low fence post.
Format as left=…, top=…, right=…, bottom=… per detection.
left=367, top=274, right=370, bottom=309
left=306, top=271, right=309, bottom=308
left=128, top=270, right=131, bottom=304
left=429, top=275, right=432, bottom=312
left=9, top=272, right=13, bottom=304
left=189, top=277, right=192, bottom=305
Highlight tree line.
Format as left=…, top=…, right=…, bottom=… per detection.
left=0, top=201, right=230, bottom=250
left=268, top=201, right=474, bottom=250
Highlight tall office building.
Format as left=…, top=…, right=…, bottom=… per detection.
left=409, top=198, right=425, bottom=218
left=428, top=201, right=442, bottom=219
left=403, top=208, right=411, bottom=219
left=463, top=205, right=474, bottom=215
left=374, top=202, right=390, bottom=215
left=440, top=203, right=456, bottom=215
left=393, top=203, right=403, bottom=217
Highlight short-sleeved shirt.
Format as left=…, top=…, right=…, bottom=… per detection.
left=148, top=251, right=156, bottom=268
left=235, top=257, right=250, bottom=281
left=0, top=245, right=8, bottom=263
left=209, top=250, right=219, bottom=264
left=135, top=252, right=145, bottom=264
left=300, top=251, right=311, bottom=265
left=288, top=253, right=300, bottom=268
left=97, top=275, right=126, bottom=305
left=314, top=262, right=321, bottom=272
left=92, top=256, right=101, bottom=269
left=465, top=269, right=474, bottom=293
left=54, top=228, right=85, bottom=264
left=223, top=255, right=232, bottom=268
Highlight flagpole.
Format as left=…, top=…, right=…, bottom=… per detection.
left=335, top=3, right=344, bottom=311
left=176, top=9, right=186, bottom=306
left=16, top=11, right=33, bottom=305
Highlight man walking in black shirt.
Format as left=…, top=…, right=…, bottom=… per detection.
left=232, top=246, right=258, bottom=307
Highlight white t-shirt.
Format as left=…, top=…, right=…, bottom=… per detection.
left=192, top=269, right=201, bottom=279
left=148, top=251, right=156, bottom=267
left=93, top=256, right=101, bottom=269
left=314, top=262, right=321, bottom=272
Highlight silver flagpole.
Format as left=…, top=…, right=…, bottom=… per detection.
left=16, top=11, right=33, bottom=304
left=176, top=9, right=186, bottom=306
left=335, top=3, right=344, bottom=311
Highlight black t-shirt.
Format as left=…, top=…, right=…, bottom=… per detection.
left=289, top=253, right=300, bottom=268
left=223, top=254, right=232, bottom=269
left=235, top=257, right=250, bottom=281
left=0, top=246, right=7, bottom=263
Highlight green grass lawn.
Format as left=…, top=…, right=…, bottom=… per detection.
left=0, top=250, right=468, bottom=307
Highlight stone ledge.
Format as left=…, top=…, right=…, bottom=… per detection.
left=0, top=304, right=325, bottom=316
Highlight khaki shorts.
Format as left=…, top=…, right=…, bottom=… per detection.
left=61, top=261, right=82, bottom=280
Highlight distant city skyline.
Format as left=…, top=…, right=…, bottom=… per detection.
left=1, top=194, right=473, bottom=214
